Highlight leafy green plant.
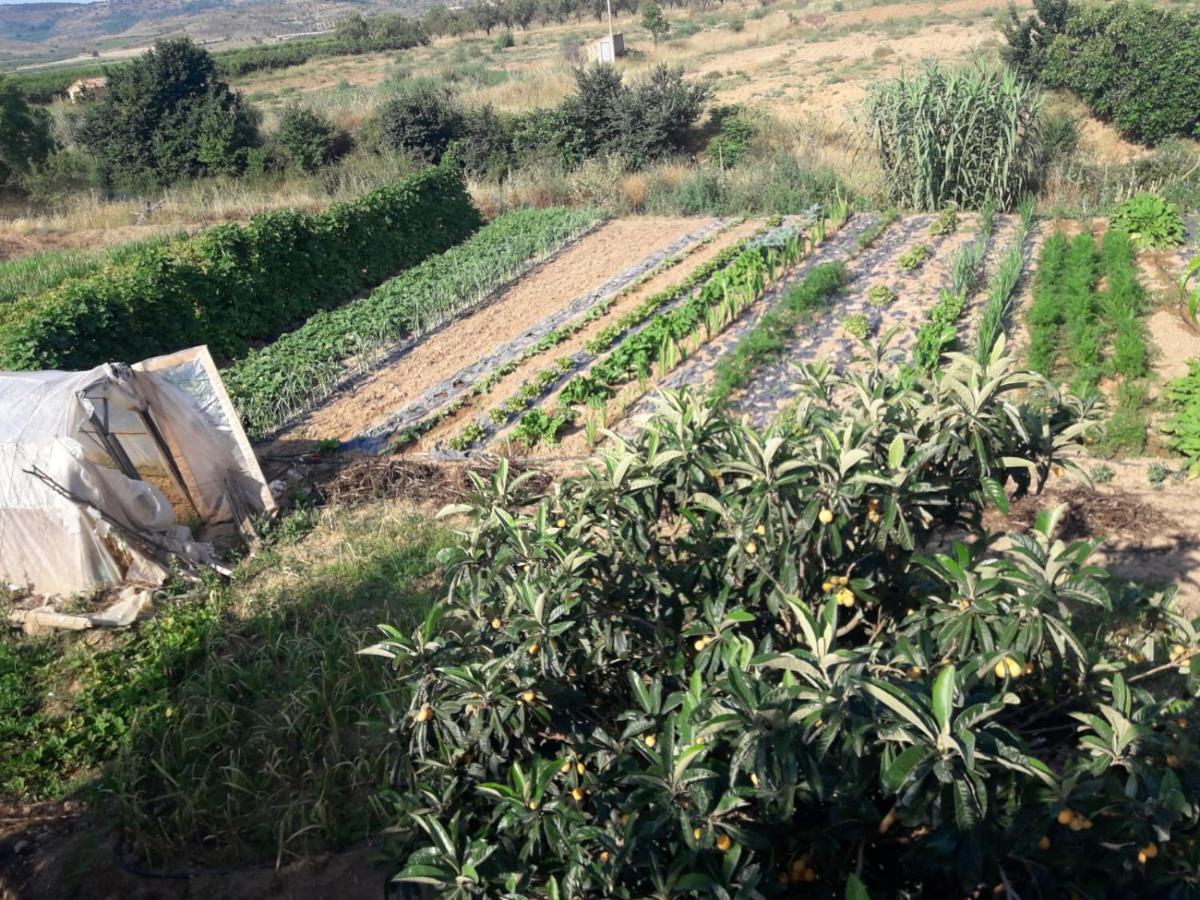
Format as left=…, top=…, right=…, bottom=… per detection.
left=928, top=206, right=959, bottom=236
left=897, top=243, right=932, bottom=271
left=365, top=348, right=1197, bottom=897
left=448, top=421, right=487, bottom=451
left=1164, top=360, right=1200, bottom=476
left=864, top=62, right=1044, bottom=210
left=1089, top=463, right=1114, bottom=483
left=510, top=407, right=574, bottom=447
left=841, top=313, right=870, bottom=339
left=1148, top=462, right=1170, bottom=487
left=866, top=283, right=897, bottom=308
left=1111, top=194, right=1186, bottom=250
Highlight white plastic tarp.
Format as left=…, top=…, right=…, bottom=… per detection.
left=0, top=347, right=273, bottom=597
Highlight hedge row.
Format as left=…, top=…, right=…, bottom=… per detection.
left=0, top=166, right=481, bottom=371
left=224, top=206, right=601, bottom=438
left=1041, top=1, right=1200, bottom=146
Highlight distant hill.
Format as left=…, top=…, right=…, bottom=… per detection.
left=0, top=0, right=420, bottom=66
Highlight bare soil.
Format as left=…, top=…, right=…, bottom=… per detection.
left=274, top=217, right=705, bottom=448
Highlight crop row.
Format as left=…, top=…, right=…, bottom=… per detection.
left=0, top=166, right=480, bottom=371
left=911, top=205, right=996, bottom=373
left=1025, top=225, right=1150, bottom=452
left=382, top=219, right=747, bottom=451
left=483, top=225, right=815, bottom=446
left=972, top=199, right=1035, bottom=362
left=438, top=225, right=782, bottom=451
left=226, top=206, right=601, bottom=438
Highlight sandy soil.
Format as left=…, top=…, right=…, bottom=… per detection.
left=275, top=217, right=705, bottom=446
left=413, top=219, right=762, bottom=452
left=1148, top=309, right=1200, bottom=386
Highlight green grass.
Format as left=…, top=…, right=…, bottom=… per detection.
left=1, top=504, right=453, bottom=868
left=0, top=233, right=183, bottom=308
left=708, top=262, right=847, bottom=404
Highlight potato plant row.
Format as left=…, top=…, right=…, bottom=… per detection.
left=0, top=166, right=480, bottom=371
left=225, top=206, right=601, bottom=438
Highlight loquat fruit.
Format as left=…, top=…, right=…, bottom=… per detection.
left=818, top=508, right=834, bottom=524
left=716, top=834, right=732, bottom=851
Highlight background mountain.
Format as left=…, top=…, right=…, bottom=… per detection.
left=0, top=0, right=418, bottom=67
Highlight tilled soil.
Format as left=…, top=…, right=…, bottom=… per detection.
left=272, top=217, right=711, bottom=448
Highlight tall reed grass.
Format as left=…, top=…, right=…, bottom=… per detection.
left=865, top=63, right=1044, bottom=211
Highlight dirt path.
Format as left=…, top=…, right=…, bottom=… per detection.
left=272, top=217, right=708, bottom=447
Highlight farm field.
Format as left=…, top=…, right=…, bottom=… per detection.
left=6, top=0, right=1200, bottom=895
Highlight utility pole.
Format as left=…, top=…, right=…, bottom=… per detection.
left=606, top=0, right=614, bottom=43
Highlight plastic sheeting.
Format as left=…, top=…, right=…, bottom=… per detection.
left=0, top=347, right=273, bottom=597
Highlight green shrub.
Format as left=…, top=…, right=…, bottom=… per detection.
left=276, top=105, right=343, bottom=173
left=375, top=81, right=465, bottom=163
left=0, top=76, right=55, bottom=187
left=493, top=31, right=515, bottom=50
left=76, top=38, right=259, bottom=189
left=1110, top=194, right=1186, bottom=250
left=864, top=62, right=1043, bottom=210
left=1039, top=1, right=1200, bottom=146
left=705, top=106, right=756, bottom=169
left=0, top=165, right=481, bottom=370
left=365, top=350, right=1199, bottom=897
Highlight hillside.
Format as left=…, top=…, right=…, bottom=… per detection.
left=0, top=0, right=423, bottom=66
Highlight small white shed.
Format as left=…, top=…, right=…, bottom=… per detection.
left=585, top=33, right=625, bottom=63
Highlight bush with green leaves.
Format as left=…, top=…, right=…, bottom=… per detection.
left=367, top=345, right=1199, bottom=897
left=0, top=165, right=480, bottom=371
left=76, top=38, right=259, bottom=190
left=864, top=62, right=1043, bottom=211
left=1038, top=1, right=1200, bottom=147
left=375, top=81, right=465, bottom=164
left=0, top=76, right=55, bottom=188
left=275, top=105, right=344, bottom=173
left=1111, top=194, right=1186, bottom=251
